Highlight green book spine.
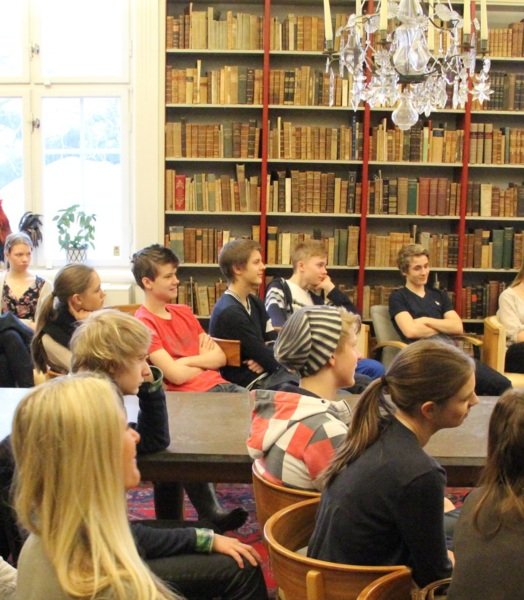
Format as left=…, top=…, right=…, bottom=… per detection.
left=502, top=227, right=515, bottom=269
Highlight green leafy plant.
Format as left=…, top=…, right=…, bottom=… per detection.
left=53, top=204, right=96, bottom=250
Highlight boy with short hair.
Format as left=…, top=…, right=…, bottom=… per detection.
left=265, top=239, right=384, bottom=381
left=131, top=244, right=243, bottom=394
left=209, top=239, right=295, bottom=389
left=131, top=244, right=248, bottom=531
left=390, top=243, right=511, bottom=396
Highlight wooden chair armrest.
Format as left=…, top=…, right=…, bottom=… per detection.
left=416, top=576, right=451, bottom=599
left=457, top=335, right=483, bottom=347
left=374, top=341, right=408, bottom=351
left=212, top=337, right=241, bottom=367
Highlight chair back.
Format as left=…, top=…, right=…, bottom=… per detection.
left=212, top=337, right=241, bottom=367
left=482, top=316, right=506, bottom=373
left=110, top=303, right=141, bottom=315
left=356, top=568, right=412, bottom=600
left=370, top=305, right=402, bottom=368
left=252, top=463, right=319, bottom=531
left=264, top=498, right=407, bottom=600
left=357, top=322, right=370, bottom=358
left=418, top=577, right=451, bottom=599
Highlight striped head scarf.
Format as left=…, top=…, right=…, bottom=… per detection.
left=274, top=305, right=343, bottom=376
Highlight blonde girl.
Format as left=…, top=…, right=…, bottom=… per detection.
left=12, top=374, right=178, bottom=600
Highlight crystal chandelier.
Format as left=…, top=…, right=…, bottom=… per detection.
left=323, top=0, right=491, bottom=130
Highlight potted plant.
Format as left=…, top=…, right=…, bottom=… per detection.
left=53, top=204, right=96, bottom=263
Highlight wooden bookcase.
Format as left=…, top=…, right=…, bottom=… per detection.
left=162, top=0, right=524, bottom=324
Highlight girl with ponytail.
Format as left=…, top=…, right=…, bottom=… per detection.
left=308, top=339, right=477, bottom=588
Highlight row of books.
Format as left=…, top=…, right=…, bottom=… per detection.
left=266, top=170, right=362, bottom=214
left=266, top=226, right=360, bottom=267
left=475, top=72, right=524, bottom=112
left=459, top=282, right=507, bottom=320
left=268, top=117, right=364, bottom=161
left=369, top=176, right=460, bottom=217
left=485, top=22, right=524, bottom=58
left=165, top=167, right=261, bottom=213
left=166, top=63, right=263, bottom=105
left=166, top=226, right=260, bottom=265
left=169, top=5, right=524, bottom=58
left=464, top=228, right=523, bottom=270
left=371, top=178, right=524, bottom=219
left=466, top=181, right=524, bottom=218
left=165, top=119, right=261, bottom=159
left=167, top=6, right=263, bottom=50
left=176, top=277, right=229, bottom=317
left=370, top=120, right=464, bottom=163
left=166, top=167, right=524, bottom=218
left=366, top=233, right=421, bottom=268
left=469, top=124, right=524, bottom=165
left=268, top=67, right=357, bottom=107
left=268, top=14, right=326, bottom=52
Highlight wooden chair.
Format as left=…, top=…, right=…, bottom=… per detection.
left=417, top=577, right=451, bottom=599
left=357, top=322, right=370, bottom=358
left=482, top=315, right=524, bottom=387
left=370, top=305, right=483, bottom=369
left=370, top=305, right=407, bottom=368
left=356, top=568, right=413, bottom=600
left=251, top=462, right=319, bottom=531
left=110, top=303, right=141, bottom=315
left=264, top=498, right=407, bottom=600
left=211, top=337, right=241, bottom=367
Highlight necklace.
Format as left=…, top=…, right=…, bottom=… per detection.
left=226, top=289, right=251, bottom=315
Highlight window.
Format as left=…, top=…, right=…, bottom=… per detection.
left=0, top=0, right=131, bottom=266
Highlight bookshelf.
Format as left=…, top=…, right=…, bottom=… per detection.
left=162, top=0, right=524, bottom=323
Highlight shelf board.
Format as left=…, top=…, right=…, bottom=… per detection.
left=369, top=106, right=465, bottom=114
left=265, top=264, right=359, bottom=270
left=166, top=211, right=260, bottom=216
left=267, top=212, right=361, bottom=217
left=267, top=158, right=362, bottom=164
left=465, top=215, right=520, bottom=221
left=364, top=266, right=458, bottom=271
left=462, top=268, right=518, bottom=273
left=471, top=109, right=524, bottom=115
left=179, top=263, right=219, bottom=268
left=367, top=214, right=460, bottom=220
left=268, top=104, right=364, bottom=111
left=167, top=49, right=263, bottom=55
left=468, top=163, right=524, bottom=169
left=166, top=103, right=263, bottom=109
left=368, top=161, right=462, bottom=167
left=165, top=157, right=262, bottom=162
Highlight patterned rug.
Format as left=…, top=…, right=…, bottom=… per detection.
left=127, top=483, right=471, bottom=597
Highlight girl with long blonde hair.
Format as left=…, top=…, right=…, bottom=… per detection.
left=12, top=374, right=178, bottom=600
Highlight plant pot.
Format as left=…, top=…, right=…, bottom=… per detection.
left=66, top=247, right=87, bottom=263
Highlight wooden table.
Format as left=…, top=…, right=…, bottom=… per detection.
left=129, top=392, right=254, bottom=483
left=0, top=389, right=496, bottom=487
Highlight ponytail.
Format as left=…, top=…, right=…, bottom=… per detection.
left=321, top=377, right=394, bottom=487
left=321, top=339, right=474, bottom=489
left=31, top=292, right=56, bottom=373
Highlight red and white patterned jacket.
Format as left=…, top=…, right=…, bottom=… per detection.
left=246, top=389, right=350, bottom=491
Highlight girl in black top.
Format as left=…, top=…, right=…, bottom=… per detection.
left=308, top=339, right=477, bottom=588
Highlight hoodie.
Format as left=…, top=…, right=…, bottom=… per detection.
left=246, top=389, right=350, bottom=491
